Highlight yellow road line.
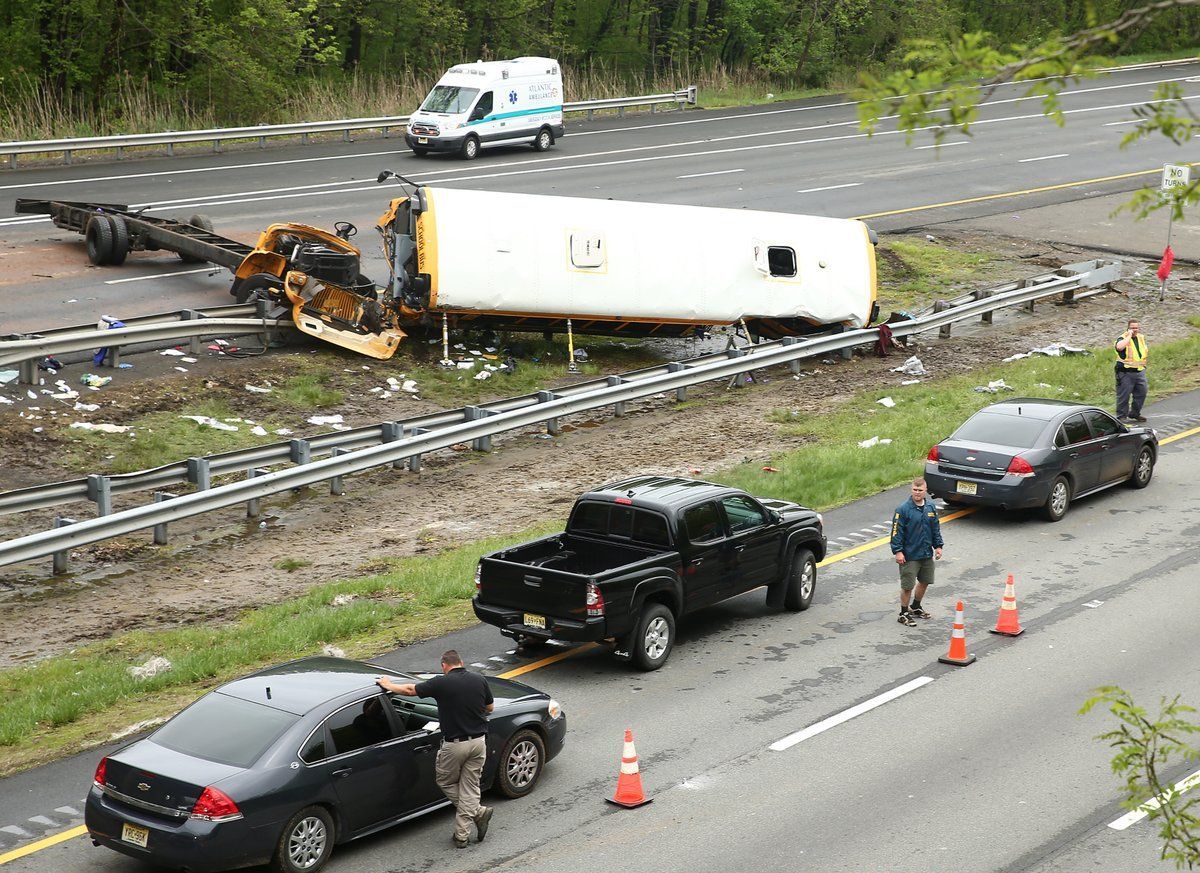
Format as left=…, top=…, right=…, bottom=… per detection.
left=818, top=507, right=977, bottom=567
left=0, top=825, right=87, bottom=866
left=850, top=165, right=1198, bottom=221
left=497, top=643, right=599, bottom=679
left=1161, top=425, right=1200, bottom=446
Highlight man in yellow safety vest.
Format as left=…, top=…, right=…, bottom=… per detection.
left=1114, top=319, right=1149, bottom=423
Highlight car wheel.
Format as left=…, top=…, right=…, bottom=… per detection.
left=631, top=602, right=674, bottom=671
left=461, top=135, right=480, bottom=160
left=1129, top=446, right=1155, bottom=489
left=107, top=216, right=131, bottom=266
left=233, top=272, right=284, bottom=305
left=496, top=728, right=545, bottom=798
left=784, top=548, right=816, bottom=612
left=1043, top=475, right=1071, bottom=522
left=533, top=128, right=553, bottom=151
left=272, top=805, right=334, bottom=873
left=85, top=215, right=114, bottom=266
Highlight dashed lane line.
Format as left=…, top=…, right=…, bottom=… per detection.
left=1108, top=766, right=1200, bottom=830
left=769, top=676, right=936, bottom=751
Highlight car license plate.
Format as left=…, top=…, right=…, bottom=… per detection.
left=121, top=823, right=149, bottom=848
left=523, top=613, right=546, bottom=630
left=956, top=481, right=978, bottom=496
left=417, top=137, right=429, bottom=144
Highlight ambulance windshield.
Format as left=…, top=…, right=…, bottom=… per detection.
left=420, top=85, right=480, bottom=114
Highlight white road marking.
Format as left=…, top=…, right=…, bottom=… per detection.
left=104, top=267, right=217, bottom=285
left=677, top=168, right=744, bottom=179
left=0, top=826, right=31, bottom=838
left=769, top=676, right=935, bottom=751
left=53, top=808, right=80, bottom=817
left=26, top=816, right=56, bottom=827
left=1018, top=153, right=1070, bottom=163
left=1108, top=766, right=1200, bottom=830
left=488, top=656, right=508, bottom=662
left=470, top=662, right=488, bottom=668
left=797, top=182, right=862, bottom=193
left=1083, top=600, right=1105, bottom=609
left=1104, top=119, right=1141, bottom=126
left=915, top=141, right=971, bottom=150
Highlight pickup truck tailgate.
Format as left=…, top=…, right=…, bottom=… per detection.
left=478, top=559, right=590, bottom=618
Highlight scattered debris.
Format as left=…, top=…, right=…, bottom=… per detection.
left=900, top=379, right=921, bottom=385
left=80, top=374, right=112, bottom=388
left=275, top=428, right=294, bottom=436
left=73, top=402, right=100, bottom=411
left=574, top=348, right=589, bottom=362
left=456, top=360, right=476, bottom=370
left=0, top=396, right=12, bottom=405
left=974, top=379, right=1015, bottom=394
left=308, top=414, right=345, bottom=426
left=38, top=356, right=63, bottom=372
left=891, top=356, right=927, bottom=376
left=1003, top=342, right=1091, bottom=363
left=130, top=656, right=173, bottom=681
left=181, top=415, right=239, bottom=431
left=321, top=644, right=346, bottom=658
left=244, top=384, right=273, bottom=394
left=474, top=370, right=492, bottom=380
left=330, top=593, right=359, bottom=607
left=761, top=466, right=780, bottom=473
left=181, top=357, right=197, bottom=364
left=160, top=349, right=186, bottom=357
left=876, top=396, right=896, bottom=408
left=251, top=425, right=268, bottom=436
left=0, top=370, right=18, bottom=385
left=70, top=422, right=131, bottom=434
left=858, top=436, right=894, bottom=448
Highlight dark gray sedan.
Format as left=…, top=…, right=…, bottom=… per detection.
left=924, top=399, right=1157, bottom=521
left=84, top=656, right=565, bottom=873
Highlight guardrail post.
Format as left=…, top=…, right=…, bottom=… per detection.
left=213, top=139, right=221, bottom=154
left=116, top=146, right=124, bottom=161
left=289, top=439, right=311, bottom=490
left=86, top=474, right=113, bottom=517
left=52, top=516, right=76, bottom=575
left=64, top=150, right=72, bottom=166
left=6, top=153, right=15, bottom=170
left=606, top=376, right=627, bottom=416
left=181, top=309, right=203, bottom=355
left=934, top=301, right=952, bottom=338
left=618, top=106, right=626, bottom=118
left=726, top=349, right=748, bottom=387
left=464, top=406, right=493, bottom=451
left=406, top=426, right=429, bottom=472
left=381, top=422, right=406, bottom=469
left=258, top=136, right=266, bottom=149
left=167, top=143, right=174, bottom=157
left=587, top=109, right=595, bottom=121
left=18, top=337, right=36, bottom=384
left=152, top=492, right=176, bottom=544
left=302, top=132, right=310, bottom=145
left=1020, top=278, right=1037, bottom=311
left=782, top=336, right=802, bottom=374
left=330, top=448, right=348, bottom=495
left=383, top=125, right=391, bottom=139
left=187, top=457, right=211, bottom=491
left=1060, top=283, right=1076, bottom=305
left=343, top=129, right=351, bottom=143
left=104, top=343, right=122, bottom=369
left=536, top=390, right=561, bottom=434
left=668, top=362, right=687, bottom=401
left=974, top=289, right=994, bottom=324
left=246, top=468, right=269, bottom=518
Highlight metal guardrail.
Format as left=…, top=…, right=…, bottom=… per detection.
left=0, top=258, right=1120, bottom=571
left=0, top=88, right=698, bottom=168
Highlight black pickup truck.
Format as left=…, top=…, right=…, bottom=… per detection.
left=472, top=476, right=827, bottom=670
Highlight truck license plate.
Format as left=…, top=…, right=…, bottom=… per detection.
left=956, top=481, right=977, bottom=496
left=523, top=613, right=546, bottom=630
left=121, top=823, right=149, bottom=848
left=417, top=137, right=429, bottom=144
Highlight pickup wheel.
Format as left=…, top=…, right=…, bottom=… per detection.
left=783, top=548, right=816, bottom=612
left=631, top=603, right=674, bottom=671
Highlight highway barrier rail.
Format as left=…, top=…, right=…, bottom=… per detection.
left=0, top=87, right=698, bottom=169
left=0, top=258, right=1120, bottom=573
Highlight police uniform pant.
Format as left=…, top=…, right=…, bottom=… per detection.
left=1116, top=369, right=1148, bottom=417
left=436, top=736, right=487, bottom=841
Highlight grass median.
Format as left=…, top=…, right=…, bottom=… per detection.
left=2, top=325, right=1199, bottom=775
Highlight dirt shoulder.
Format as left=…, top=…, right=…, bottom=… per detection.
left=0, top=227, right=1196, bottom=666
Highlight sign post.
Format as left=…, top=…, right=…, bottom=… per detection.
left=1159, top=164, right=1191, bottom=300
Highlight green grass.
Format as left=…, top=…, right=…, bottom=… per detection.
left=714, top=326, right=1200, bottom=510
left=275, top=557, right=313, bottom=572
left=66, top=400, right=287, bottom=474
left=875, top=239, right=995, bottom=311
left=274, top=370, right=343, bottom=408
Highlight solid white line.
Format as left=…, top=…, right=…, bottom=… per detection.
left=769, top=676, right=935, bottom=751
left=797, top=182, right=861, bottom=193
left=1104, top=119, right=1140, bottom=127
left=915, top=141, right=971, bottom=150
left=1019, top=153, right=1070, bottom=163
left=676, top=168, right=744, bottom=179
left=103, top=267, right=217, bottom=285
left=1108, top=767, right=1200, bottom=830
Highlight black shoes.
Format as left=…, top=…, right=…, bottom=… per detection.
left=898, top=611, right=917, bottom=627
left=910, top=606, right=932, bottom=619
left=1133, top=415, right=1148, bottom=422
left=475, top=806, right=493, bottom=843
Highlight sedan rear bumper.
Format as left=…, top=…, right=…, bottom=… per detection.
left=924, top=463, right=1053, bottom=510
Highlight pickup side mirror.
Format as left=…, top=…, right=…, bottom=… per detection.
left=770, top=510, right=783, bottom=524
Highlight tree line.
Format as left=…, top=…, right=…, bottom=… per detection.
left=1, top=0, right=1198, bottom=125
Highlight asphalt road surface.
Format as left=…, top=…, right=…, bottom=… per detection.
left=2, top=390, right=1199, bottom=872
left=1, top=61, right=1197, bottom=332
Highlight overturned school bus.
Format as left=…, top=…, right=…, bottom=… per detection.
left=17, top=181, right=878, bottom=360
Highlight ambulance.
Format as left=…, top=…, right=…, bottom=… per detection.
left=405, top=57, right=565, bottom=159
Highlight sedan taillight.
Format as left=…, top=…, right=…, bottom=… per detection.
left=93, top=757, right=108, bottom=788
left=1006, top=456, right=1035, bottom=477
left=927, top=445, right=940, bottom=462
left=191, top=786, right=242, bottom=821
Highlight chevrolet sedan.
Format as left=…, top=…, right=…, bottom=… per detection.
left=84, top=656, right=565, bottom=873
left=924, top=399, right=1156, bottom=521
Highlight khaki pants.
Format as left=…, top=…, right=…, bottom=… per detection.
left=436, top=736, right=486, bottom=841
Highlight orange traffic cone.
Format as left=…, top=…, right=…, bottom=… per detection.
left=937, top=600, right=976, bottom=666
left=989, top=574, right=1024, bottom=637
left=606, top=728, right=652, bottom=808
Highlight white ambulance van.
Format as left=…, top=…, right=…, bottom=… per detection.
left=405, top=57, right=565, bottom=160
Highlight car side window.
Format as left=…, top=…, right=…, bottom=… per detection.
left=1059, top=414, right=1091, bottom=445
left=299, top=728, right=329, bottom=764
left=1084, top=410, right=1121, bottom=438
left=720, top=496, right=767, bottom=533
left=325, top=697, right=397, bottom=756
left=684, top=502, right=724, bottom=544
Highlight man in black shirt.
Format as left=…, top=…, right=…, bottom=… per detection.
left=378, top=650, right=494, bottom=848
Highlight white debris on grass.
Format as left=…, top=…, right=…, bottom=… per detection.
left=474, top=370, right=492, bottom=380
left=160, top=349, right=186, bottom=357
left=181, top=357, right=197, bottom=364
left=71, top=422, right=131, bottom=434
left=401, top=379, right=418, bottom=394
left=322, top=644, right=347, bottom=658
left=456, top=360, right=476, bottom=370
left=1003, top=342, right=1091, bottom=363
left=330, top=593, right=359, bottom=607
left=891, top=356, right=927, bottom=377
left=974, top=379, right=1015, bottom=394
left=275, top=428, right=294, bottom=436
left=251, top=425, right=268, bottom=436
left=174, top=366, right=189, bottom=373
left=308, top=414, right=344, bottom=426
left=182, top=415, right=239, bottom=431
left=0, top=396, right=12, bottom=405
left=27, top=389, right=38, bottom=399
left=876, top=396, right=896, bottom=408
left=858, top=436, right=894, bottom=448
left=900, top=379, right=921, bottom=386
left=130, top=656, right=173, bottom=681
left=244, top=384, right=273, bottom=394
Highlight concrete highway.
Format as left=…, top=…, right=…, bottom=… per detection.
left=1, top=61, right=1197, bottom=332
left=2, top=391, right=1199, bottom=872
